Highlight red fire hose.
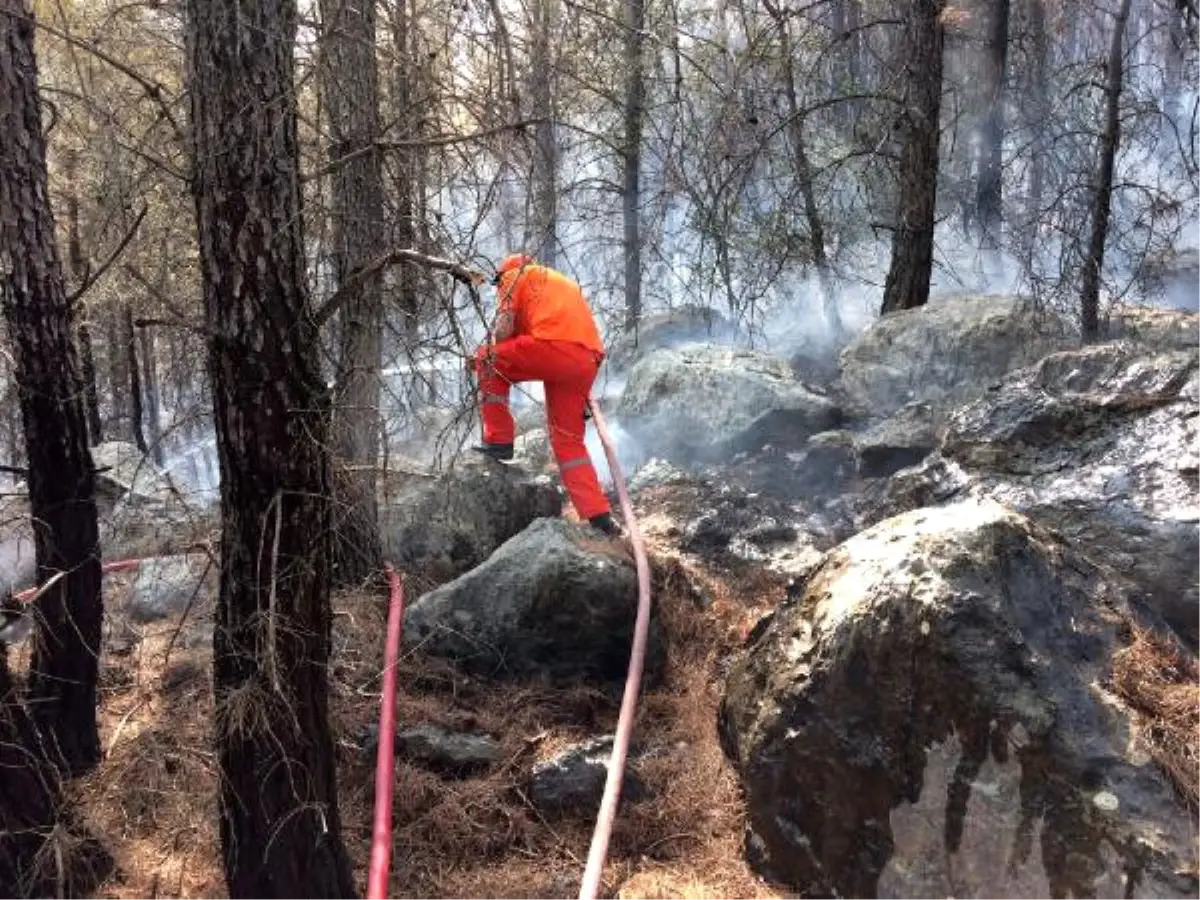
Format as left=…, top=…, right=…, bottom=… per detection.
left=13, top=556, right=146, bottom=604
left=367, top=563, right=406, bottom=899
left=578, top=396, right=653, bottom=900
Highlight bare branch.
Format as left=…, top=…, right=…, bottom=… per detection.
left=67, top=205, right=148, bottom=305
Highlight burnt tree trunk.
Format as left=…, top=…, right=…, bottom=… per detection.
left=976, top=0, right=1010, bottom=248
left=1080, top=0, right=1134, bottom=341
left=65, top=154, right=105, bottom=446
left=528, top=0, right=558, bottom=264
left=0, top=0, right=104, bottom=776
left=123, top=304, right=148, bottom=455
left=880, top=0, right=946, bottom=314
left=771, top=0, right=843, bottom=337
left=184, top=0, right=357, bottom=895
left=622, top=0, right=646, bottom=330
left=0, top=645, right=59, bottom=896
left=321, top=0, right=384, bottom=586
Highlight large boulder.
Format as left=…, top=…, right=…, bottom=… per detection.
left=380, top=456, right=562, bottom=583
left=91, top=441, right=184, bottom=512
left=617, top=346, right=840, bottom=464
left=403, top=518, right=664, bottom=684
left=836, top=294, right=1073, bottom=419
left=879, top=342, right=1199, bottom=645
left=719, top=499, right=1197, bottom=898
left=1105, top=304, right=1198, bottom=351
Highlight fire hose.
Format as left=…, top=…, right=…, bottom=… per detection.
left=578, top=395, right=653, bottom=900
left=367, top=563, right=406, bottom=900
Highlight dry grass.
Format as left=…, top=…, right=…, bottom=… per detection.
left=68, top=531, right=785, bottom=899
left=1112, top=624, right=1200, bottom=810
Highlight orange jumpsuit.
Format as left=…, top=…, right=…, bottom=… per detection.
left=473, top=258, right=611, bottom=520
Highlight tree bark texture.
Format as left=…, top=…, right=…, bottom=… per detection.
left=976, top=0, right=1010, bottom=248
left=1080, top=0, right=1134, bottom=341
left=124, top=304, right=148, bottom=455
left=0, top=0, right=104, bottom=776
left=322, top=0, right=384, bottom=585
left=880, top=0, right=946, bottom=314
left=390, top=0, right=421, bottom=338
left=184, top=0, right=356, bottom=895
left=622, top=0, right=646, bottom=330
left=528, top=0, right=558, bottom=264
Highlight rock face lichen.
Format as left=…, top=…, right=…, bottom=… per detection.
left=718, top=499, right=1197, bottom=899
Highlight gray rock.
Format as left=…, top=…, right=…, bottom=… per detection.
left=606, top=305, right=736, bottom=372
left=124, top=554, right=214, bottom=623
left=530, top=736, right=647, bottom=817
left=719, top=499, right=1196, bottom=899
left=395, top=724, right=502, bottom=775
left=837, top=294, right=1074, bottom=419
left=513, top=428, right=551, bottom=468
left=877, top=342, right=1199, bottom=645
left=1104, top=304, right=1198, bottom=351
left=91, top=441, right=186, bottom=513
left=380, top=455, right=562, bottom=583
left=853, top=400, right=939, bottom=478
left=628, top=457, right=691, bottom=494
left=403, top=518, right=664, bottom=684
left=618, top=346, right=840, bottom=464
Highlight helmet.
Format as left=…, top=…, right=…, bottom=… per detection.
left=491, top=253, right=534, bottom=285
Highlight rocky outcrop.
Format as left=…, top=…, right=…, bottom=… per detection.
left=1105, top=304, right=1198, bottom=351
left=719, top=499, right=1197, bottom=899
left=853, top=400, right=939, bottom=478
left=618, top=346, right=840, bottom=464
left=876, top=342, right=1199, bottom=645
left=380, top=457, right=562, bottom=583
left=403, top=518, right=663, bottom=684
left=836, top=294, right=1073, bottom=419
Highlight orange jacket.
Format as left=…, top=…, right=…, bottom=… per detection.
left=496, top=261, right=604, bottom=355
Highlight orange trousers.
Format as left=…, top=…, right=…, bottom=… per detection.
left=474, top=336, right=611, bottom=520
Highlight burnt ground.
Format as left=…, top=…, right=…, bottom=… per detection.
left=24, top=496, right=790, bottom=900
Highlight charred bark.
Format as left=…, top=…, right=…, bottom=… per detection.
left=185, top=0, right=356, bottom=895
left=321, top=0, right=384, bottom=585
left=1080, top=0, right=1134, bottom=341
left=0, top=0, right=104, bottom=776
left=880, top=0, right=946, bottom=314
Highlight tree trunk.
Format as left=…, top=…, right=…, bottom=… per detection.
left=184, top=0, right=357, bottom=895
left=321, top=0, right=384, bottom=585
left=976, top=0, right=1011, bottom=248
left=124, top=304, right=148, bottom=455
left=105, top=306, right=130, bottom=442
left=528, top=0, right=558, bottom=264
left=1080, top=0, right=1134, bottom=341
left=0, top=647, right=60, bottom=896
left=622, top=0, right=646, bottom=331
left=0, top=0, right=104, bottom=776
left=1025, top=0, right=1049, bottom=237
left=1163, top=1, right=1189, bottom=151
left=390, top=0, right=420, bottom=339
left=880, top=0, right=946, bottom=314
left=774, top=5, right=842, bottom=337
left=65, top=158, right=105, bottom=447
left=139, top=322, right=163, bottom=464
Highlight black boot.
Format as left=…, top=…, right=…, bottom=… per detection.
left=588, top=512, right=622, bottom=537
left=472, top=442, right=514, bottom=462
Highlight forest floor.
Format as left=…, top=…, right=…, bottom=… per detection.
left=60, top=517, right=790, bottom=899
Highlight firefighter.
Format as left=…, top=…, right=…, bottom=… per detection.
left=470, top=253, right=621, bottom=537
